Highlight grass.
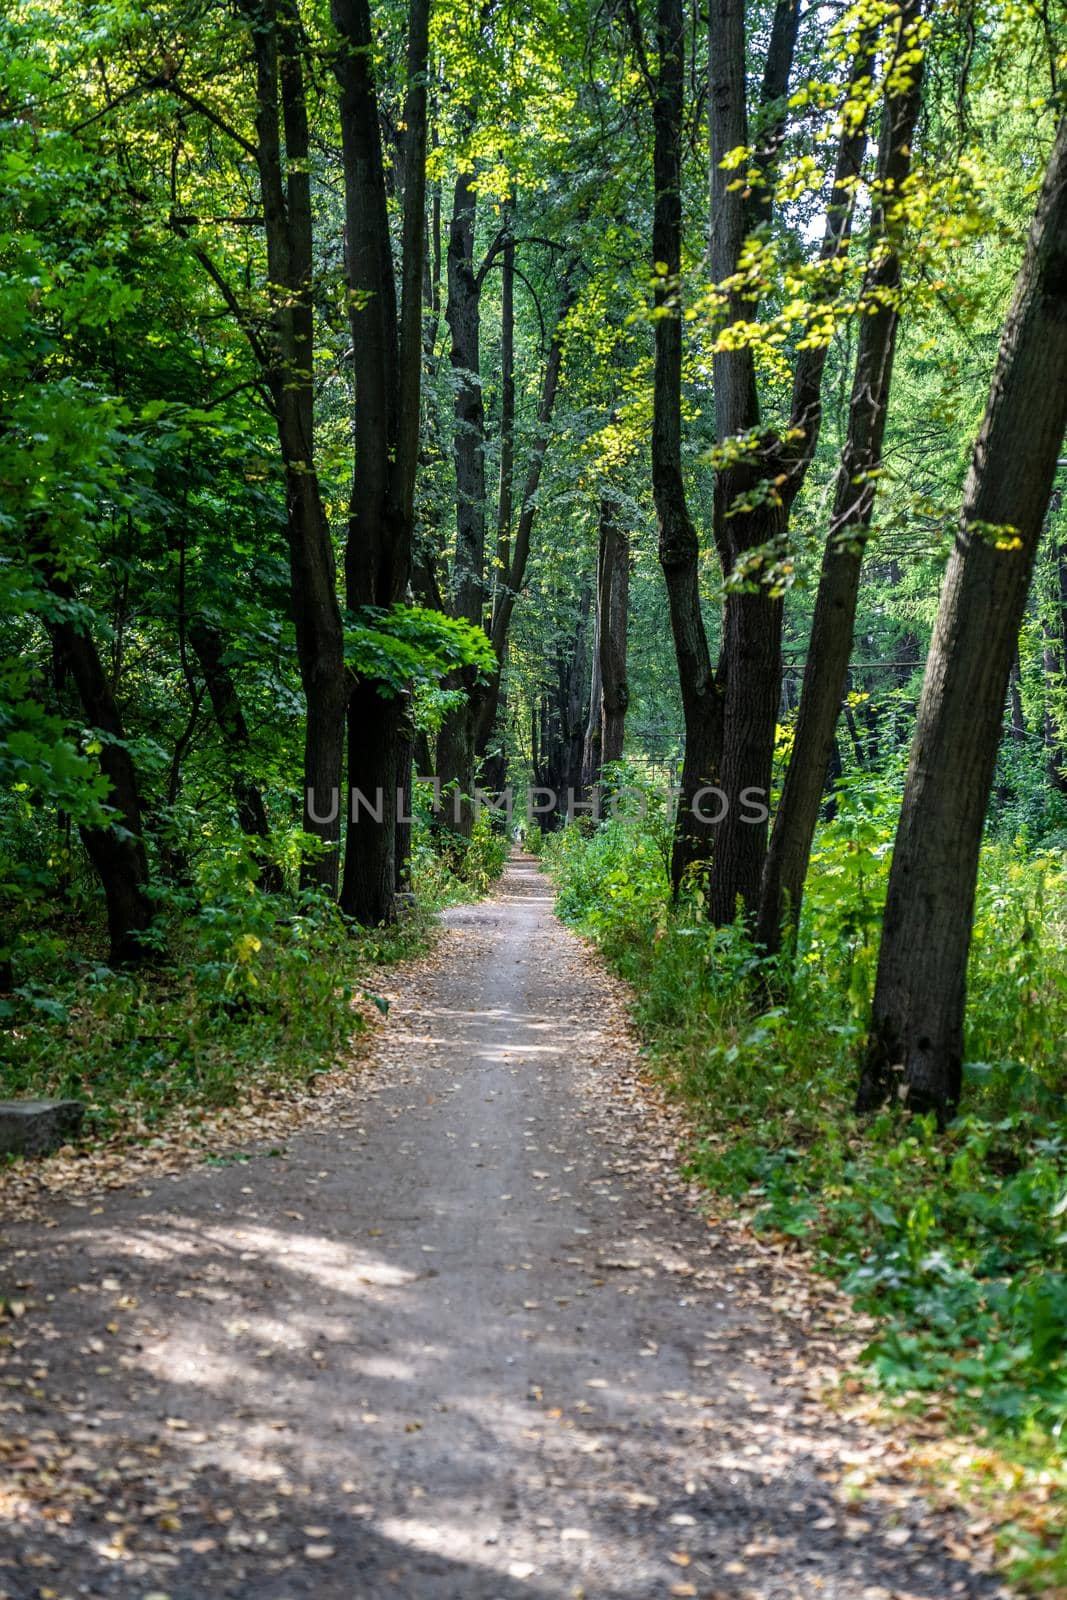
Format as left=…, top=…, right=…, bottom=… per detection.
left=541, top=774, right=1067, bottom=1591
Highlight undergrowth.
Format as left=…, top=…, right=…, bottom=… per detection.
left=1, top=816, right=504, bottom=1142
left=542, top=769, right=1067, bottom=1590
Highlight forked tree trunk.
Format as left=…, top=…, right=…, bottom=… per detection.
left=481, top=221, right=516, bottom=796
left=241, top=0, right=348, bottom=896
left=756, top=4, right=925, bottom=954
left=246, top=2, right=348, bottom=893
left=858, top=116, right=1067, bottom=1120
left=652, top=0, right=857, bottom=906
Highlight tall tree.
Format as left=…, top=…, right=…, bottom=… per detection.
left=649, top=0, right=721, bottom=890
left=47, top=579, right=155, bottom=963
left=756, top=1, right=926, bottom=956
left=474, top=279, right=577, bottom=760
left=237, top=0, right=348, bottom=894
left=857, top=116, right=1067, bottom=1120
left=589, top=494, right=630, bottom=787
left=333, top=0, right=430, bottom=923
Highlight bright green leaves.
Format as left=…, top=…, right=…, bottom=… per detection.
left=344, top=603, right=497, bottom=697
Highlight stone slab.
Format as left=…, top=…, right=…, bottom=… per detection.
left=0, top=1099, right=85, bottom=1157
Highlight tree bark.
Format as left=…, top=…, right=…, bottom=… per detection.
left=242, top=0, right=348, bottom=895
left=436, top=159, right=488, bottom=836
left=756, top=4, right=925, bottom=954
left=599, top=496, right=630, bottom=770
left=858, top=115, right=1067, bottom=1120
left=49, top=597, right=154, bottom=963
left=333, top=0, right=429, bottom=922
left=651, top=0, right=722, bottom=892
left=582, top=566, right=603, bottom=791
left=474, top=280, right=576, bottom=756
left=189, top=616, right=284, bottom=891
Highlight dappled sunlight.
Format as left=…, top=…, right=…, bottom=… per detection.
left=0, top=859, right=1009, bottom=1597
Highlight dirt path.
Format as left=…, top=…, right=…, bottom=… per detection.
left=0, top=859, right=1008, bottom=1599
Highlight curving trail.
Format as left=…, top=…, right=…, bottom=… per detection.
left=0, top=858, right=1009, bottom=1598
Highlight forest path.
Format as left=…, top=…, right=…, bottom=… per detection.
left=0, top=858, right=1008, bottom=1599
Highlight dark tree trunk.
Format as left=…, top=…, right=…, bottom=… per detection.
left=333, top=0, right=429, bottom=922
left=704, top=0, right=782, bottom=926
left=446, top=168, right=487, bottom=627
left=49, top=601, right=154, bottom=963
left=537, top=591, right=591, bottom=827
left=651, top=0, right=721, bottom=892
left=395, top=693, right=415, bottom=891
left=822, top=737, right=843, bottom=823
left=705, top=2, right=873, bottom=927
left=475, top=282, right=576, bottom=756
left=437, top=159, right=488, bottom=836
left=189, top=617, right=283, bottom=891
left=582, top=573, right=603, bottom=792
left=242, top=0, right=348, bottom=895
left=479, top=219, right=516, bottom=795
left=564, top=586, right=592, bottom=813
left=756, top=7, right=925, bottom=954
left=858, top=116, right=1067, bottom=1120
left=600, top=497, right=630, bottom=772
left=496, top=221, right=516, bottom=610
left=843, top=695, right=867, bottom=768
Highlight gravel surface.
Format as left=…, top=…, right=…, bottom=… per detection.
left=0, top=858, right=1011, bottom=1599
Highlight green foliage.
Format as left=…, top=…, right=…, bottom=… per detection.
left=0, top=794, right=499, bottom=1146
left=0, top=887, right=425, bottom=1138
left=413, top=807, right=510, bottom=899
left=346, top=604, right=497, bottom=698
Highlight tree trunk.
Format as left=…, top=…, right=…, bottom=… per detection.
left=858, top=115, right=1067, bottom=1120
left=49, top=600, right=154, bottom=963
left=333, top=0, right=429, bottom=921
left=600, top=496, right=630, bottom=771
left=475, top=280, right=576, bottom=756
left=822, top=737, right=842, bottom=822
left=756, top=5, right=925, bottom=954
left=704, top=0, right=781, bottom=925
left=437, top=159, right=488, bottom=836
left=242, top=0, right=348, bottom=896
left=652, top=0, right=722, bottom=892
left=189, top=616, right=283, bottom=891
left=705, top=0, right=872, bottom=927
left=582, top=570, right=603, bottom=792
